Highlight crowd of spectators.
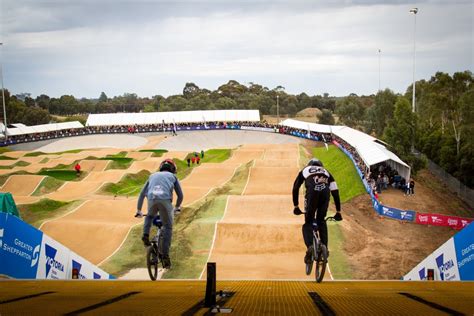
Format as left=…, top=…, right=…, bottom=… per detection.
left=0, top=121, right=333, bottom=146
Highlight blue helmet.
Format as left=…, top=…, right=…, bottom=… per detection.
left=307, top=158, right=323, bottom=167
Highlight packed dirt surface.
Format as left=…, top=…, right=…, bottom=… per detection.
left=208, top=195, right=311, bottom=279
left=1, top=175, right=45, bottom=196
left=40, top=199, right=140, bottom=265
left=374, top=170, right=472, bottom=217
left=78, top=160, right=109, bottom=172
left=208, top=143, right=322, bottom=280
left=46, top=181, right=105, bottom=201
left=341, top=194, right=459, bottom=279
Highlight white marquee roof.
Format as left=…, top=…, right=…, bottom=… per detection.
left=6, top=121, right=84, bottom=136
left=280, top=119, right=411, bottom=180
left=86, top=110, right=260, bottom=126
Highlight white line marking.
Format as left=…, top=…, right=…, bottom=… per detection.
left=38, top=200, right=88, bottom=230
left=199, top=195, right=230, bottom=280
left=98, top=220, right=142, bottom=266
left=30, top=176, right=46, bottom=196
left=241, top=160, right=254, bottom=196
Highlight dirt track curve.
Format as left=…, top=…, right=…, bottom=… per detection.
left=207, top=143, right=318, bottom=280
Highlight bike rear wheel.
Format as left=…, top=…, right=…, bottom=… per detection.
left=146, top=244, right=159, bottom=281
left=315, top=244, right=328, bottom=283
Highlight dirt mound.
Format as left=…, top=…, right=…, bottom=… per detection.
left=341, top=194, right=458, bottom=279
left=1, top=175, right=45, bottom=196
left=296, top=107, right=322, bottom=118
left=243, top=167, right=299, bottom=195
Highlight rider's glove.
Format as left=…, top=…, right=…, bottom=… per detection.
left=134, top=210, right=143, bottom=218
left=293, top=206, right=303, bottom=216
left=334, top=212, right=343, bottom=221
left=174, top=207, right=181, bottom=215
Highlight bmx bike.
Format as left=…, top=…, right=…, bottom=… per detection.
left=146, top=216, right=165, bottom=281
left=305, top=216, right=336, bottom=283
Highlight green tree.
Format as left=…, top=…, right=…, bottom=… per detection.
left=335, top=95, right=364, bottom=128
left=99, top=92, right=108, bottom=103
left=383, top=97, right=416, bottom=157
left=317, top=109, right=335, bottom=125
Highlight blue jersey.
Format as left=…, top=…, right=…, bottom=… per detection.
left=137, top=171, right=183, bottom=210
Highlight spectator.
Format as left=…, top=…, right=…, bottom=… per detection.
left=187, top=157, right=191, bottom=167
left=196, top=156, right=200, bottom=165
left=410, top=179, right=415, bottom=195
left=201, top=150, right=204, bottom=158
left=191, top=156, right=196, bottom=164
left=74, top=163, right=81, bottom=176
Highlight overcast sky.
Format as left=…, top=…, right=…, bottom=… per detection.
left=1, top=0, right=472, bottom=99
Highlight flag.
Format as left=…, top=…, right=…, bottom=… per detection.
left=307, top=124, right=311, bottom=139
left=325, top=142, right=329, bottom=151
left=203, top=116, right=208, bottom=129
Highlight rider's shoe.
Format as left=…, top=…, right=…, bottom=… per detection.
left=141, top=234, right=151, bottom=246
left=162, top=256, right=171, bottom=269
left=304, top=246, right=313, bottom=264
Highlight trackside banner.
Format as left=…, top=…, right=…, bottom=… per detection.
left=240, top=126, right=276, bottom=133
left=0, top=213, right=113, bottom=280
left=403, top=223, right=474, bottom=281
left=333, top=141, right=472, bottom=229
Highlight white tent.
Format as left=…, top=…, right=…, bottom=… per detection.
left=86, top=110, right=260, bottom=126
left=6, top=121, right=84, bottom=136
left=280, top=119, right=411, bottom=180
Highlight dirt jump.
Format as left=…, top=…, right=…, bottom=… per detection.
left=40, top=199, right=140, bottom=265
left=207, top=143, right=319, bottom=280
left=1, top=175, right=45, bottom=196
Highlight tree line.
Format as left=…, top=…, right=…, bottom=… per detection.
left=1, top=71, right=472, bottom=187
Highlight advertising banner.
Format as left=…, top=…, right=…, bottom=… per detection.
left=416, top=213, right=472, bottom=229
left=240, top=126, right=275, bottom=133
left=0, top=213, right=43, bottom=279
left=36, top=234, right=70, bottom=279
left=454, top=223, right=474, bottom=280
left=404, top=238, right=460, bottom=281
left=379, top=205, right=416, bottom=222
left=69, top=251, right=110, bottom=280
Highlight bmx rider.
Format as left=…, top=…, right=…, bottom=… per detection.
left=292, top=158, right=342, bottom=264
left=135, top=158, right=183, bottom=269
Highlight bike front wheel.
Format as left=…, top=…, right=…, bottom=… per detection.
left=147, top=244, right=159, bottom=281
left=315, top=244, right=328, bottom=283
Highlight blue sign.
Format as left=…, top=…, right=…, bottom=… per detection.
left=379, top=205, right=415, bottom=222
left=454, top=223, right=474, bottom=280
left=0, top=214, right=43, bottom=278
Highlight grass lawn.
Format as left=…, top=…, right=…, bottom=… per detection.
left=17, top=199, right=79, bottom=228
left=0, top=155, right=16, bottom=160
left=311, top=144, right=366, bottom=280
left=0, top=161, right=30, bottom=169
left=100, top=170, right=150, bottom=196
left=100, top=161, right=252, bottom=278
left=24, top=149, right=84, bottom=157
left=38, top=169, right=87, bottom=181
left=312, top=145, right=366, bottom=203
left=99, top=153, right=133, bottom=170
left=138, top=149, right=168, bottom=157
left=0, top=147, right=11, bottom=154
left=32, top=177, right=65, bottom=196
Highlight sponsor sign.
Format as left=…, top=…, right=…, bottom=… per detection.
left=240, top=126, right=275, bottom=133
left=379, top=205, right=415, bottom=222
left=404, top=238, right=459, bottom=281
left=416, top=213, right=472, bottom=230
left=0, top=213, right=43, bottom=279
left=36, top=235, right=69, bottom=279
left=454, top=223, right=474, bottom=280
left=69, top=251, right=110, bottom=280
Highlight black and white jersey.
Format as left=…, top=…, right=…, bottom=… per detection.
left=292, top=165, right=339, bottom=209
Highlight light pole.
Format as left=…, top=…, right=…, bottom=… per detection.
left=0, top=43, right=7, bottom=141
left=378, top=49, right=381, bottom=92
left=410, top=7, right=418, bottom=113
left=276, top=95, right=279, bottom=123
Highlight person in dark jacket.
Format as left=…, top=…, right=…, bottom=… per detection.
left=292, top=158, right=342, bottom=264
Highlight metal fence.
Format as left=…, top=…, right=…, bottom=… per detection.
left=427, top=159, right=474, bottom=209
